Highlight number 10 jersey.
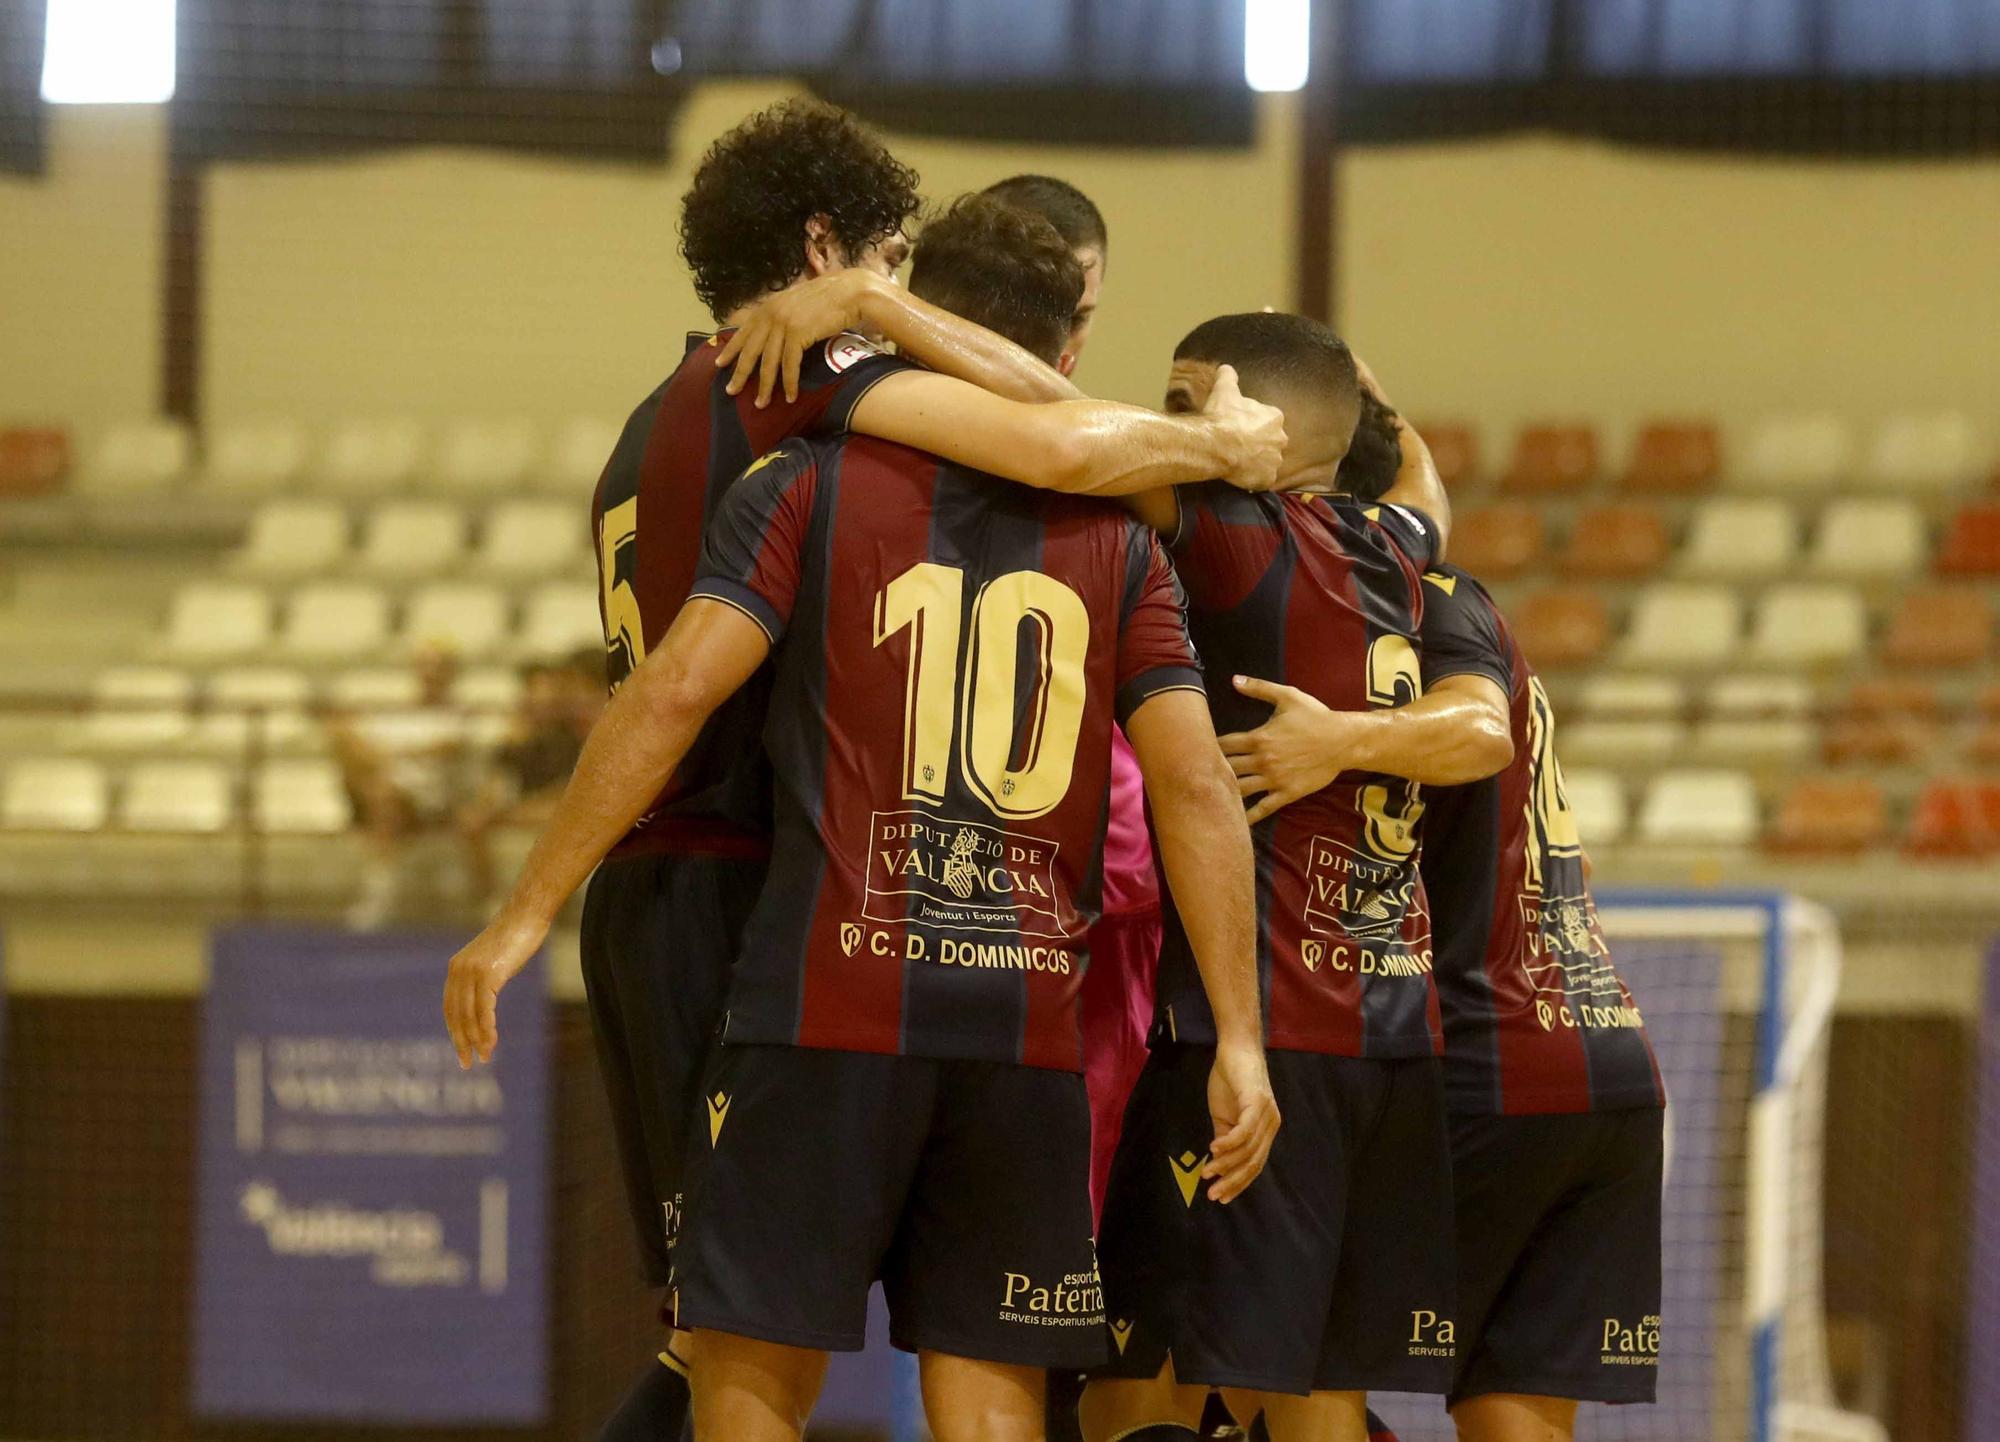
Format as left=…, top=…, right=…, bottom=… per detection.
left=689, top=435, right=1204, bottom=1072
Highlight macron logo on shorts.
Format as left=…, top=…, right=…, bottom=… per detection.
left=1169, top=1150, right=1206, bottom=1208
left=707, top=1090, right=731, bottom=1146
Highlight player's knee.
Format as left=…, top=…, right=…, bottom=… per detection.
left=1078, top=1367, right=1205, bottom=1440
left=687, top=1329, right=826, bottom=1431
left=1449, top=1391, right=1577, bottom=1442
left=917, top=1355, right=1043, bottom=1442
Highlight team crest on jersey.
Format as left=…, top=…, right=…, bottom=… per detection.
left=839, top=922, right=863, bottom=956
left=1302, top=939, right=1326, bottom=972
left=824, top=333, right=883, bottom=374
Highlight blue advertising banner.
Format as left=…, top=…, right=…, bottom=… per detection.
left=1966, top=940, right=2000, bottom=1439
left=193, top=926, right=547, bottom=1424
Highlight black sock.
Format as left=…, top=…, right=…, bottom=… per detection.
left=597, top=1351, right=692, bottom=1442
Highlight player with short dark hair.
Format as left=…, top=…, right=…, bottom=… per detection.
left=982, top=173, right=1108, bottom=374
left=568, top=99, right=1287, bottom=1442
left=908, top=193, right=1083, bottom=364
left=1226, top=405, right=1666, bottom=1442
left=1084, top=315, right=1467, bottom=1442
left=445, top=198, right=1280, bottom=1442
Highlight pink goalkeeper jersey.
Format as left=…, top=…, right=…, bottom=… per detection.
left=1099, top=728, right=1157, bottom=916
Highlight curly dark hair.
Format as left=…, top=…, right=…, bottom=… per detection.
left=909, top=195, right=1084, bottom=366
left=678, top=99, right=921, bottom=320
left=1339, top=389, right=1406, bottom=502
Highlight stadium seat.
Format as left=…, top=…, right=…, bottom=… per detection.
left=1413, top=422, right=1479, bottom=489
left=1511, top=589, right=1611, bottom=669
left=1822, top=680, right=1938, bottom=764
left=1500, top=424, right=1598, bottom=495
left=1904, top=780, right=2000, bottom=859
left=1880, top=586, right=1992, bottom=668
left=431, top=418, right=539, bottom=493
left=455, top=666, right=525, bottom=746
left=120, top=760, right=233, bottom=833
left=1620, top=421, right=1720, bottom=494
left=1746, top=584, right=1867, bottom=666
left=80, top=667, right=195, bottom=751
left=1636, top=769, right=1759, bottom=846
left=1579, top=674, right=1686, bottom=721
left=1766, top=779, right=1888, bottom=855
left=404, top=583, right=509, bottom=657
left=280, top=582, right=392, bottom=660
left=199, top=668, right=316, bottom=753
left=1698, top=673, right=1817, bottom=761
left=1860, top=411, right=1981, bottom=491
left=1972, top=685, right=2000, bottom=764
left=542, top=416, right=623, bottom=494
left=1559, top=719, right=1686, bottom=767
left=1561, top=769, right=1628, bottom=846
left=316, top=419, right=423, bottom=495
left=253, top=759, right=353, bottom=834
left=0, top=426, right=72, bottom=496
left=1440, top=504, right=1541, bottom=579
left=357, top=501, right=469, bottom=578
left=474, top=500, right=586, bottom=579
left=1679, top=498, right=1798, bottom=578
left=1620, top=584, right=1741, bottom=667
left=325, top=667, right=421, bottom=712
left=1561, top=504, right=1670, bottom=578
left=80, top=419, right=191, bottom=494
left=234, top=501, right=350, bottom=577
left=1807, top=499, right=1928, bottom=578
left=163, top=583, right=275, bottom=660
left=3, top=758, right=110, bottom=830
left=519, top=581, right=603, bottom=659
left=1936, top=503, right=2000, bottom=577
left=200, top=420, right=308, bottom=495
left=1736, top=413, right=1849, bottom=492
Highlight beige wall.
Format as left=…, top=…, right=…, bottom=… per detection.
left=4, top=85, right=1996, bottom=450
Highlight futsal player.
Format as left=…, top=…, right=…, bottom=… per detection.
left=565, top=100, right=1284, bottom=1442
left=1085, top=314, right=1463, bottom=1442
left=981, top=174, right=1107, bottom=378
left=445, top=195, right=1281, bottom=1442
left=1224, top=395, right=1665, bottom=1442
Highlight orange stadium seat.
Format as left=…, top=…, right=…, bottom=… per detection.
left=1621, top=420, right=1720, bottom=494
left=0, top=426, right=72, bottom=496
left=1822, top=679, right=1939, bottom=765
left=1766, top=778, right=1888, bottom=855
left=1562, top=504, right=1669, bottom=578
left=1880, top=586, right=1993, bottom=669
left=1511, top=588, right=1610, bottom=669
left=1936, top=503, right=2000, bottom=577
left=1905, top=780, right=2000, bottom=859
left=1413, top=421, right=1480, bottom=489
left=1500, top=424, right=1598, bottom=495
left=1972, top=686, right=2000, bottom=764
left=1444, top=503, right=1543, bottom=578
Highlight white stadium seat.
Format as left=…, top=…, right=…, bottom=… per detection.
left=1678, top=498, right=1798, bottom=577
left=234, top=501, right=350, bottom=578
left=1578, top=674, right=1686, bottom=721
left=3, top=758, right=111, bottom=831
left=199, top=668, right=316, bottom=753
left=80, top=667, right=195, bottom=751
left=1558, top=719, right=1686, bottom=767
left=1637, top=769, right=1760, bottom=846
left=431, top=418, right=539, bottom=493
left=316, top=419, right=423, bottom=495
left=121, top=760, right=233, bottom=832
left=1736, top=413, right=1850, bottom=492
left=164, top=583, right=275, bottom=660
left=326, top=667, right=422, bottom=711
left=454, top=666, right=525, bottom=746
left=1560, top=768, right=1628, bottom=846
left=81, top=419, right=191, bottom=494
left=357, top=501, right=469, bottom=578
left=519, top=581, right=602, bottom=659
left=541, top=416, right=622, bottom=494
left=1860, top=411, right=1981, bottom=491
left=476, top=500, right=586, bottom=579
left=1808, top=499, right=1927, bottom=578
left=404, top=583, right=509, bottom=657
left=1693, top=673, right=1817, bottom=762
left=280, top=583, right=392, bottom=660
left=1620, top=584, right=1741, bottom=667
left=254, top=759, right=353, bottom=834
left=201, top=420, right=308, bottom=495
left=1747, top=583, right=1868, bottom=666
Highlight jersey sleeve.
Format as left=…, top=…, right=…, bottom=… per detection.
left=1163, top=481, right=1285, bottom=613
left=688, top=444, right=821, bottom=644
left=1115, top=522, right=1205, bottom=725
left=797, top=333, right=917, bottom=437
left=1417, top=571, right=1514, bottom=693
left=1361, top=501, right=1442, bottom=574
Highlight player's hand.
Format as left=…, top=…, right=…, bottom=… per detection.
left=442, top=910, right=547, bottom=1069
left=1203, top=364, right=1288, bottom=493
left=1219, top=674, right=1365, bottom=825
left=713, top=270, right=878, bottom=408
left=1204, top=1039, right=1280, bottom=1203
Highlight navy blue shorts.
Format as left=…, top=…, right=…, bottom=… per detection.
left=580, top=852, right=765, bottom=1286
left=1448, top=1108, right=1664, bottom=1406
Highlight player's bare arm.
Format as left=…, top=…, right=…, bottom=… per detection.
left=1354, top=354, right=1453, bottom=553
left=442, top=600, right=772, bottom=1068
left=715, top=268, right=1080, bottom=408
left=849, top=361, right=1285, bottom=499
left=1124, top=687, right=1279, bottom=1203
left=1219, top=672, right=1512, bottom=825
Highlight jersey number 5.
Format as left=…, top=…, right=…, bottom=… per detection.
left=874, top=562, right=1089, bottom=821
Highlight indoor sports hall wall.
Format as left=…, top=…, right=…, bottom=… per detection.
left=3, top=80, right=1997, bottom=437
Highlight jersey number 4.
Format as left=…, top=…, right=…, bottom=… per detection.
left=874, top=562, right=1089, bottom=822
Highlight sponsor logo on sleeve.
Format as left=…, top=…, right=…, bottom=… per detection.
left=824, top=333, right=884, bottom=374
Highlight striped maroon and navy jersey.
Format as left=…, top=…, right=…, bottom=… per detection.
left=1416, top=564, right=1665, bottom=1115
left=689, top=436, right=1203, bottom=1071
left=591, top=330, right=911, bottom=859
left=1152, top=484, right=1445, bottom=1060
